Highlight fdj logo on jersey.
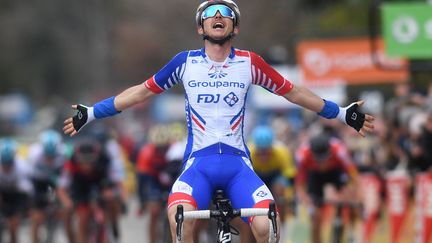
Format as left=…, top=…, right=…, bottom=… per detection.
left=256, top=191, right=268, bottom=197
left=223, top=92, right=239, bottom=107
left=197, top=94, right=220, bottom=103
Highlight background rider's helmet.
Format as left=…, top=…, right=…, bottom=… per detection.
left=73, top=139, right=101, bottom=165
left=310, top=134, right=331, bottom=161
left=0, top=138, right=17, bottom=166
left=87, top=123, right=110, bottom=144
left=196, top=0, right=241, bottom=27
left=252, top=125, right=274, bottom=149
left=39, top=129, right=62, bottom=158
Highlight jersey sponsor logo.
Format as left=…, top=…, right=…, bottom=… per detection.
left=208, top=64, right=229, bottom=79
left=218, top=231, right=231, bottom=243
left=228, top=60, right=246, bottom=64
left=172, top=181, right=193, bottom=195
left=187, top=80, right=245, bottom=89
left=252, top=185, right=273, bottom=202
left=197, top=94, right=220, bottom=103
left=191, top=59, right=207, bottom=64
left=223, top=92, right=239, bottom=107
left=209, top=70, right=228, bottom=79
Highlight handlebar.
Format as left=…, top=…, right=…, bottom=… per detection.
left=175, top=201, right=278, bottom=243
left=180, top=207, right=270, bottom=219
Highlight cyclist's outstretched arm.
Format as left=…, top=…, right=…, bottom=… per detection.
left=283, top=85, right=375, bottom=137
left=114, top=83, right=156, bottom=110
left=63, top=83, right=156, bottom=136
left=248, top=52, right=374, bottom=136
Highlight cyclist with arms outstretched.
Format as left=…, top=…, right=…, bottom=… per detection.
left=63, top=1, right=374, bottom=242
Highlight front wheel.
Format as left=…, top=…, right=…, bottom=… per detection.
left=268, top=220, right=277, bottom=243
left=331, top=218, right=344, bottom=243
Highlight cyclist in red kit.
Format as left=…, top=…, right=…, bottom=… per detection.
left=296, top=134, right=359, bottom=243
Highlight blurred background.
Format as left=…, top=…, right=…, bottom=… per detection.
left=0, top=0, right=431, bottom=242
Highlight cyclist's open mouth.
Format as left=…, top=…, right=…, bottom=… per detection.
left=213, top=22, right=225, bottom=29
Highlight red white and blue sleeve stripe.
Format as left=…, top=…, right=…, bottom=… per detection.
left=144, top=51, right=188, bottom=94
left=249, top=51, right=293, bottom=96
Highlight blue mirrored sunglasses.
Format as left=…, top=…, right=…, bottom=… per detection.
left=202, top=4, right=235, bottom=20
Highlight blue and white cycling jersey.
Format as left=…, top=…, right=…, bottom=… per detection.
left=144, top=47, right=293, bottom=216
left=145, top=47, right=293, bottom=161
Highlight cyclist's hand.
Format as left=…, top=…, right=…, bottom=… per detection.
left=339, top=101, right=374, bottom=137
left=63, top=104, right=95, bottom=136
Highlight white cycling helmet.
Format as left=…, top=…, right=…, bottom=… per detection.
left=39, top=129, right=62, bottom=157
left=196, top=0, right=241, bottom=27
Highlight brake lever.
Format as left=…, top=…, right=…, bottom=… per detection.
left=175, top=205, right=184, bottom=241
left=268, top=202, right=278, bottom=238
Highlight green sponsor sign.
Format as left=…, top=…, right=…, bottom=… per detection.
left=382, top=3, right=432, bottom=59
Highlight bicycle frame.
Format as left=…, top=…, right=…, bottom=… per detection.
left=41, top=186, right=60, bottom=243
left=325, top=200, right=362, bottom=243
left=175, top=193, right=278, bottom=243
left=87, top=189, right=109, bottom=243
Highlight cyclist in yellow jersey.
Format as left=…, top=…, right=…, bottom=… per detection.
left=249, top=125, right=296, bottom=223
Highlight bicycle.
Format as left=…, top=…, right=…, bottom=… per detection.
left=87, top=187, right=111, bottom=243
left=325, top=200, right=362, bottom=243
left=37, top=185, right=60, bottom=243
left=175, top=190, right=278, bottom=243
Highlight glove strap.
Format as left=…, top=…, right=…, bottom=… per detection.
left=72, top=105, right=95, bottom=132
left=340, top=103, right=365, bottom=132
left=337, top=106, right=347, bottom=124
left=93, top=96, right=120, bottom=119
left=317, top=99, right=340, bottom=119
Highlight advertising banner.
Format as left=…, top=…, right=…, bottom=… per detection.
left=382, top=3, right=432, bottom=59
left=415, top=173, right=432, bottom=243
left=359, top=173, right=382, bottom=243
left=297, top=38, right=408, bottom=85
left=386, top=172, right=410, bottom=243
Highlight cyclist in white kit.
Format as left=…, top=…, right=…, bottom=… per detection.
left=63, top=1, right=374, bottom=242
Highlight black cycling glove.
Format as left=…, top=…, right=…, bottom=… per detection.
left=72, top=104, right=94, bottom=132
left=339, top=103, right=365, bottom=132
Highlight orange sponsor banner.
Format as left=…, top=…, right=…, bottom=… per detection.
left=297, top=38, right=409, bottom=85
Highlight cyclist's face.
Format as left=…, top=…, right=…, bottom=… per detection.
left=78, top=161, right=95, bottom=172
left=76, top=153, right=98, bottom=171
left=1, top=164, right=12, bottom=172
left=256, top=148, right=272, bottom=160
left=44, top=156, right=55, bottom=164
left=313, top=152, right=330, bottom=164
left=198, top=11, right=238, bottom=40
